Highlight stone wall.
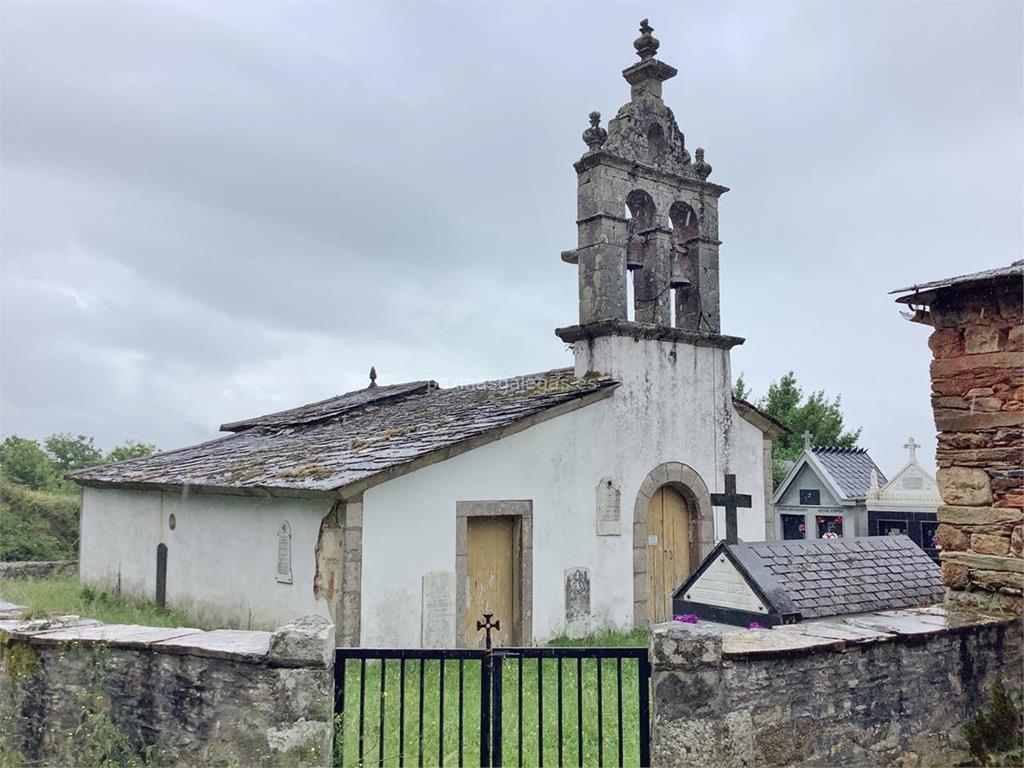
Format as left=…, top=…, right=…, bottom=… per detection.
left=0, top=560, right=78, bottom=580
left=0, top=607, right=334, bottom=767
left=650, top=606, right=1023, bottom=767
left=926, top=277, right=1023, bottom=610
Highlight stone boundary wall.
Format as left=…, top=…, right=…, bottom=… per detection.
left=0, top=560, right=78, bottom=580
left=925, top=276, right=1023, bottom=610
left=650, top=606, right=1023, bottom=768
left=0, top=606, right=334, bottom=767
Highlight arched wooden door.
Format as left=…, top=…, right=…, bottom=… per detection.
left=646, top=486, right=691, bottom=622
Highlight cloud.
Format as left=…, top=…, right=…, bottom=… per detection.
left=1, top=1, right=1021, bottom=473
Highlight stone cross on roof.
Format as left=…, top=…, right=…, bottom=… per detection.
left=802, top=431, right=813, bottom=449
left=904, top=437, right=920, bottom=461
left=710, top=473, right=752, bottom=545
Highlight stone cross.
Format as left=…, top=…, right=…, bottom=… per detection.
left=904, top=437, right=920, bottom=461
left=710, top=473, right=752, bottom=545
left=802, top=431, right=813, bottom=450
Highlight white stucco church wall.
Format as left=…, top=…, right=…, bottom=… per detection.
left=80, top=488, right=332, bottom=629
left=360, top=337, right=766, bottom=647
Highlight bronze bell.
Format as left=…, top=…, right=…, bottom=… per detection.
left=669, top=255, right=690, bottom=288
left=626, top=237, right=645, bottom=271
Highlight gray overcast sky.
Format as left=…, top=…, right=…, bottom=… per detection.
left=2, top=1, right=1021, bottom=476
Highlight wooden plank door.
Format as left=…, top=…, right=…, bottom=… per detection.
left=647, top=486, right=691, bottom=622
left=465, top=516, right=516, bottom=647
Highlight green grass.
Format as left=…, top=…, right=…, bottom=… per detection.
left=0, top=576, right=214, bottom=629
left=335, top=631, right=650, bottom=767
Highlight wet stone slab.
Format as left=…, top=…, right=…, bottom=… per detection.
left=7, top=616, right=102, bottom=638
left=152, top=629, right=272, bottom=662
left=721, top=627, right=846, bottom=658
left=840, top=612, right=955, bottom=637
left=773, top=619, right=893, bottom=643
left=29, top=624, right=202, bottom=649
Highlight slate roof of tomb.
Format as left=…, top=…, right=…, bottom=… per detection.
left=811, top=447, right=886, bottom=500
left=676, top=535, right=944, bottom=622
left=71, top=368, right=618, bottom=496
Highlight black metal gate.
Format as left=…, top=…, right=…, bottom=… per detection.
left=333, top=624, right=651, bottom=767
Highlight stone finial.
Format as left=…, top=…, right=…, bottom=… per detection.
left=693, top=147, right=712, bottom=180
left=582, top=111, right=608, bottom=151
left=633, top=18, right=660, bottom=60
left=904, top=437, right=920, bottom=462
left=869, top=468, right=880, bottom=496
left=802, top=431, right=813, bottom=450
left=369, top=366, right=377, bottom=388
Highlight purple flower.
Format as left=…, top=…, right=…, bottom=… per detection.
left=748, top=622, right=764, bottom=630
left=673, top=614, right=699, bottom=624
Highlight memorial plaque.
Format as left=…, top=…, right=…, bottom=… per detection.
left=276, top=522, right=293, bottom=584
left=421, top=571, right=456, bottom=648
left=596, top=478, right=621, bottom=536
left=564, top=567, right=591, bottom=623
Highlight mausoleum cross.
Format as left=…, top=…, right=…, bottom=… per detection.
left=710, top=473, right=752, bottom=545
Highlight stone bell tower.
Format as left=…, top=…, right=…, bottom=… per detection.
left=558, top=19, right=731, bottom=347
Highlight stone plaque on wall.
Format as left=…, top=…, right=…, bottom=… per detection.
left=421, top=571, right=456, bottom=649
left=276, top=521, right=293, bottom=585
left=564, top=567, right=591, bottom=623
left=596, top=478, right=621, bottom=536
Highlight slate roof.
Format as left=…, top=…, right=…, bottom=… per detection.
left=71, top=368, right=617, bottom=496
left=812, top=447, right=886, bottom=501
left=675, top=536, right=944, bottom=624
left=891, top=260, right=1023, bottom=303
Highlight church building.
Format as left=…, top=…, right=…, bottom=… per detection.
left=72, top=20, right=783, bottom=647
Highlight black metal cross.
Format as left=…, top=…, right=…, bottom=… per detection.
left=710, top=473, right=752, bottom=545
left=476, top=613, right=500, bottom=650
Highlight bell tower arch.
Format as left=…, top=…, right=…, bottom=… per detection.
left=559, top=19, right=729, bottom=342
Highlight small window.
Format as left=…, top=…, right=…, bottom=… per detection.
left=922, top=521, right=940, bottom=552
left=799, top=489, right=821, bottom=506
left=878, top=520, right=907, bottom=537
left=816, top=515, right=843, bottom=539
left=781, top=514, right=806, bottom=540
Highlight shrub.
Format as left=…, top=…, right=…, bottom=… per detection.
left=0, top=478, right=80, bottom=561
left=964, top=682, right=1024, bottom=766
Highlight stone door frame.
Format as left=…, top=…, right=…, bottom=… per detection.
left=632, top=463, right=713, bottom=628
left=456, top=500, right=533, bottom=647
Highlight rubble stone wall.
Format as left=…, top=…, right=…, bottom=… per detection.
left=0, top=560, right=78, bottom=580
left=650, top=611, right=1023, bottom=768
left=0, top=613, right=334, bottom=767
left=926, top=277, right=1023, bottom=610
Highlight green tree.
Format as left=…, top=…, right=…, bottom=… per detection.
left=107, top=441, right=157, bottom=463
left=0, top=436, right=59, bottom=490
left=44, top=433, right=104, bottom=473
left=743, top=372, right=861, bottom=488
left=732, top=372, right=752, bottom=402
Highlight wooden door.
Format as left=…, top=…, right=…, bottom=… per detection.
left=466, top=516, right=517, bottom=647
left=647, top=486, right=691, bottom=622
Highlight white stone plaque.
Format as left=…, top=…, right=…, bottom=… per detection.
left=596, top=478, right=621, bottom=536
left=421, top=571, right=456, bottom=649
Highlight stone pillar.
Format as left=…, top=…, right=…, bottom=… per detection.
left=576, top=214, right=629, bottom=324
left=928, top=279, right=1023, bottom=613
left=634, top=227, right=672, bottom=325
left=338, top=499, right=364, bottom=647
left=692, top=238, right=721, bottom=334
left=650, top=623, right=744, bottom=768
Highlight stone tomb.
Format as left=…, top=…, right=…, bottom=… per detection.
left=672, top=535, right=944, bottom=627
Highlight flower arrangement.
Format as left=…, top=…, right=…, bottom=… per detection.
left=673, top=614, right=699, bottom=624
